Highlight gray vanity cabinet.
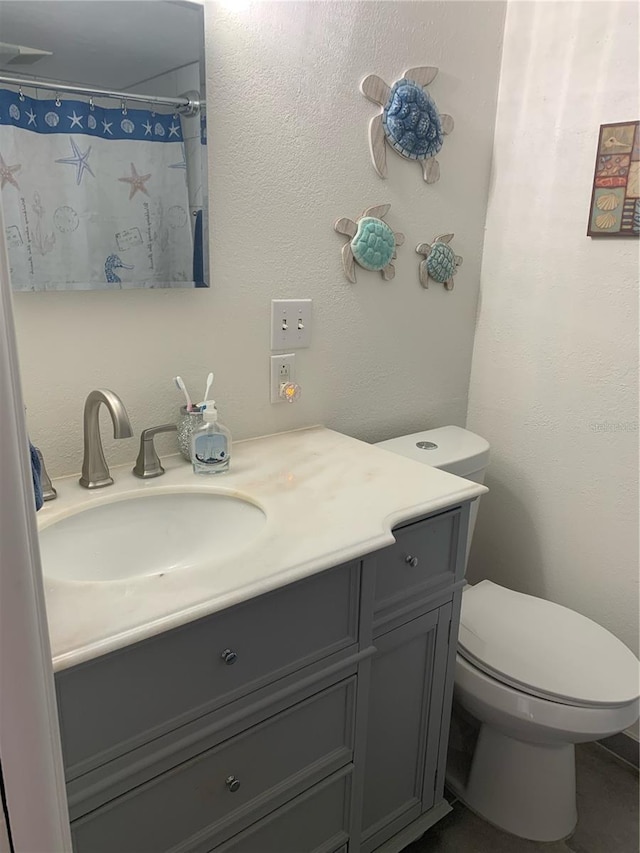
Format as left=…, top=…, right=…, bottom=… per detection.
left=360, top=604, right=452, bottom=853
left=56, top=503, right=470, bottom=853
left=56, top=562, right=359, bottom=780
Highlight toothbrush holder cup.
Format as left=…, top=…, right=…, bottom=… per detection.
left=176, top=405, right=204, bottom=462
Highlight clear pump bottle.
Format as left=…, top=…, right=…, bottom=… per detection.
left=190, top=401, right=231, bottom=474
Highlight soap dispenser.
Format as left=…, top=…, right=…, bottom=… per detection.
left=191, top=401, right=232, bottom=474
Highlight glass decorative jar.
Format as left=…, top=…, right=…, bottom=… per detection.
left=176, top=405, right=204, bottom=461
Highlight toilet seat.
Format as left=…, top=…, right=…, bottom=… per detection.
left=458, top=581, right=640, bottom=708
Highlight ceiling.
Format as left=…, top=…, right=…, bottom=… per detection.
left=0, top=1, right=203, bottom=90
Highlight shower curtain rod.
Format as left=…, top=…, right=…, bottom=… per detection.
left=0, top=73, right=201, bottom=116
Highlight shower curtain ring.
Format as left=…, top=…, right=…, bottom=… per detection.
left=121, top=99, right=128, bottom=116
left=89, top=96, right=95, bottom=111
left=55, top=92, right=61, bottom=107
left=18, top=87, right=25, bottom=102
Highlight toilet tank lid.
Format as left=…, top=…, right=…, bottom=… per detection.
left=375, top=426, right=490, bottom=477
left=459, top=581, right=640, bottom=707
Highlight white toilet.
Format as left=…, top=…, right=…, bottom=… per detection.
left=375, top=426, right=640, bottom=842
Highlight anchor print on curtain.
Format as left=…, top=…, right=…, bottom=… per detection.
left=0, top=88, right=195, bottom=290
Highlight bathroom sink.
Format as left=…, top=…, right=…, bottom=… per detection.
left=39, top=492, right=266, bottom=582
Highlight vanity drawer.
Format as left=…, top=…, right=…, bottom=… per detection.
left=57, top=561, right=359, bottom=778
left=212, top=768, right=351, bottom=853
left=71, top=679, right=355, bottom=853
left=373, top=509, right=461, bottom=630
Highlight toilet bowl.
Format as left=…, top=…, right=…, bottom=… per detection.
left=375, top=427, right=640, bottom=842
left=449, top=580, right=639, bottom=841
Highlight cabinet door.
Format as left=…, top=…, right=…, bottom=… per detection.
left=360, top=604, right=452, bottom=853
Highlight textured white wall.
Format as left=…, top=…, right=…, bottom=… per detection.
left=11, top=1, right=505, bottom=478
left=467, top=1, right=639, bottom=659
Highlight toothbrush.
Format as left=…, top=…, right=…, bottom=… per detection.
left=202, top=372, right=214, bottom=404
left=174, top=376, right=193, bottom=412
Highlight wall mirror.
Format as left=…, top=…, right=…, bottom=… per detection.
left=0, top=0, right=208, bottom=291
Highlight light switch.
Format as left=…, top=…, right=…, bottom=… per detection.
left=271, top=299, right=312, bottom=350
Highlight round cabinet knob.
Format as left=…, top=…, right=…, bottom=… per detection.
left=221, top=648, right=237, bottom=665
left=225, top=775, right=241, bottom=793
left=405, top=555, right=419, bottom=568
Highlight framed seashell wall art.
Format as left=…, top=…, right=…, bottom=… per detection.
left=587, top=120, right=639, bottom=237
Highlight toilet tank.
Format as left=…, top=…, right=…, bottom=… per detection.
left=375, top=426, right=490, bottom=564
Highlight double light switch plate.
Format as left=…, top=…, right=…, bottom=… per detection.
left=271, top=299, right=312, bottom=350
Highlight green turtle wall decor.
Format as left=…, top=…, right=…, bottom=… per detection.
left=416, top=234, right=463, bottom=290
left=334, top=204, right=404, bottom=283
left=360, top=67, right=454, bottom=183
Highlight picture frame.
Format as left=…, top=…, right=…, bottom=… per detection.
left=587, top=120, right=639, bottom=237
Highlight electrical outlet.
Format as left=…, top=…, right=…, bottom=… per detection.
left=270, top=353, right=295, bottom=403
left=271, top=299, right=312, bottom=350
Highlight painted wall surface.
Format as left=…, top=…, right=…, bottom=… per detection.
left=467, top=1, right=639, bottom=660
left=10, top=1, right=505, bottom=477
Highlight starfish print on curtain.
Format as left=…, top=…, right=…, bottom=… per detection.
left=118, top=162, right=152, bottom=200
left=55, top=137, right=95, bottom=185
left=0, top=151, right=21, bottom=190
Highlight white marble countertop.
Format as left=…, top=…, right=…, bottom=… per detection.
left=38, top=427, right=486, bottom=672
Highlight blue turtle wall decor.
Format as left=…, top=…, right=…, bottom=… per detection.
left=334, top=204, right=404, bottom=283
left=360, top=67, right=454, bottom=183
left=416, top=234, right=463, bottom=290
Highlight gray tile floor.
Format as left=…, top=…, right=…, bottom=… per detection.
left=406, top=744, right=639, bottom=853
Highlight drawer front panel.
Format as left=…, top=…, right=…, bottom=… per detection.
left=58, top=561, right=359, bottom=777
left=213, top=769, right=351, bottom=853
left=374, top=511, right=459, bottom=629
left=71, top=680, right=355, bottom=853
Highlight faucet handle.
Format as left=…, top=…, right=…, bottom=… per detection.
left=132, top=423, right=178, bottom=479
left=34, top=446, right=57, bottom=501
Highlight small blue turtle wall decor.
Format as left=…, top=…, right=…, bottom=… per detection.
left=334, top=204, right=404, bottom=283
left=416, top=234, right=463, bottom=290
left=360, top=67, right=454, bottom=183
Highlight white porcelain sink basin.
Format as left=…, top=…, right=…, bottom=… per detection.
left=39, top=492, right=266, bottom=582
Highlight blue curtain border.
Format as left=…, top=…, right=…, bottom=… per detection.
left=0, top=89, right=184, bottom=143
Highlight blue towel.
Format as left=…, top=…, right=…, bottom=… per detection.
left=193, top=209, right=205, bottom=287
left=30, top=441, right=43, bottom=511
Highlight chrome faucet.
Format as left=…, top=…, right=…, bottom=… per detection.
left=79, top=389, right=133, bottom=489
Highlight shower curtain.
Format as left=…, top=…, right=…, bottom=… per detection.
left=0, top=199, right=72, bottom=851
left=0, top=88, right=195, bottom=290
